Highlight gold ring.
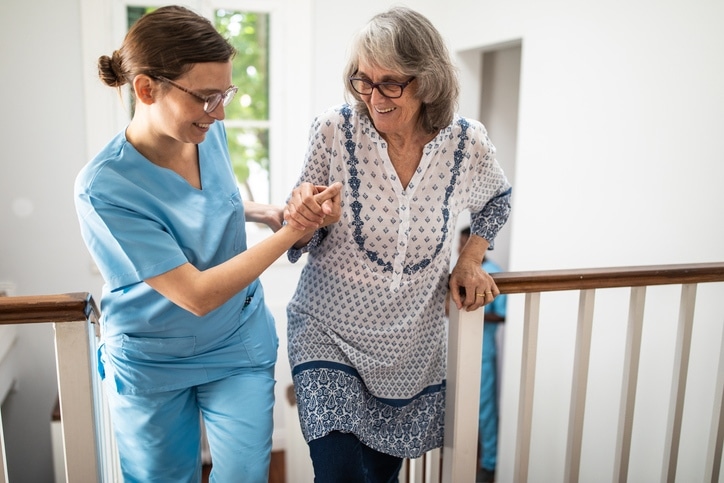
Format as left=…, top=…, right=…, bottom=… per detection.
left=485, top=291, right=493, bottom=294
left=476, top=293, right=484, bottom=297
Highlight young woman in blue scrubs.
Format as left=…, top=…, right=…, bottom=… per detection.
left=74, top=6, right=341, bottom=482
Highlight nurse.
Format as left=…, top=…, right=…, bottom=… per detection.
left=74, top=6, right=340, bottom=483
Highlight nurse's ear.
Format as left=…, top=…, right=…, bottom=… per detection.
left=133, top=74, right=158, bottom=107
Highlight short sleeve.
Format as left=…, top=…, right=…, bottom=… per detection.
left=75, top=187, right=188, bottom=292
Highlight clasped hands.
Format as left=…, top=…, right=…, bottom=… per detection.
left=284, top=182, right=343, bottom=233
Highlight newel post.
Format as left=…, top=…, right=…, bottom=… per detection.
left=442, top=304, right=484, bottom=483
left=54, top=318, right=101, bottom=483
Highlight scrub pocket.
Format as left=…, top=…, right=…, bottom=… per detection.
left=120, top=334, right=197, bottom=361
left=237, top=294, right=278, bottom=368
left=104, top=334, right=199, bottom=395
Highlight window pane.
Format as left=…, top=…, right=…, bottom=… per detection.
left=127, top=6, right=152, bottom=29
left=215, top=9, right=270, bottom=200
left=225, top=126, right=270, bottom=203
left=215, top=10, right=269, bottom=122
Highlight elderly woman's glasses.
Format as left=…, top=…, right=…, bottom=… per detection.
left=154, top=76, right=238, bottom=113
left=348, top=77, right=415, bottom=99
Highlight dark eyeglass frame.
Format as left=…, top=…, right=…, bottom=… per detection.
left=154, top=75, right=238, bottom=113
left=348, top=76, right=416, bottom=99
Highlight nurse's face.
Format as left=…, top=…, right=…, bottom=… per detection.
left=154, top=61, right=234, bottom=145
left=354, top=61, right=422, bottom=140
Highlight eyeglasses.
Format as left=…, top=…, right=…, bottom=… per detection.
left=348, top=76, right=415, bottom=99
left=154, top=76, right=238, bottom=113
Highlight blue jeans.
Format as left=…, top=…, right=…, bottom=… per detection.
left=308, top=431, right=403, bottom=483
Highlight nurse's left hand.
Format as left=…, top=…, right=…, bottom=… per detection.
left=265, top=206, right=285, bottom=232
left=244, top=201, right=285, bottom=232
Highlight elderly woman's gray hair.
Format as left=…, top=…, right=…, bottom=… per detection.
left=343, top=6, right=460, bottom=133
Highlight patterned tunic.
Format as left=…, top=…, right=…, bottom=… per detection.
left=287, top=104, right=511, bottom=458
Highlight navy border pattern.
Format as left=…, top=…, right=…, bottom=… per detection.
left=292, top=362, right=445, bottom=459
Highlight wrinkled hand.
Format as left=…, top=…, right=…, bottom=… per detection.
left=449, top=256, right=500, bottom=312
left=284, top=182, right=343, bottom=232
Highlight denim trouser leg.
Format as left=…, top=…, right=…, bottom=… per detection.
left=308, top=431, right=403, bottom=483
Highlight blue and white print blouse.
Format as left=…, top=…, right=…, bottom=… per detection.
left=287, top=104, right=511, bottom=458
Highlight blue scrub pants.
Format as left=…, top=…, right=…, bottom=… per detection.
left=479, top=322, right=499, bottom=472
left=105, top=367, right=275, bottom=483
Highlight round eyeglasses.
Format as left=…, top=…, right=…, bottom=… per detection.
left=348, top=76, right=415, bottom=99
left=154, top=76, right=238, bottom=113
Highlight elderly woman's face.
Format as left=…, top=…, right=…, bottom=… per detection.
left=356, top=61, right=422, bottom=139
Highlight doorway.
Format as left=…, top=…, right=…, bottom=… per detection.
left=455, top=41, right=521, bottom=271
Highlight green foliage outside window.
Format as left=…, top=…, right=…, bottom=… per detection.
left=126, top=6, right=150, bottom=28
left=215, top=10, right=270, bottom=201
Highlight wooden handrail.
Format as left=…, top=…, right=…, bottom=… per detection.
left=2, top=264, right=721, bottom=325
left=492, top=262, right=724, bottom=294
left=0, top=292, right=99, bottom=325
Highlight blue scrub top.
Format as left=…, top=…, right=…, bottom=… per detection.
left=74, top=122, right=277, bottom=395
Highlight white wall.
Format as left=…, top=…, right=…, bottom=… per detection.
left=1, top=0, right=723, bottom=481
left=425, top=1, right=724, bottom=481
left=0, top=0, right=98, bottom=480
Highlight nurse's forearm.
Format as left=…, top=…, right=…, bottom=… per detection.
left=146, top=183, right=341, bottom=315
left=146, top=224, right=311, bottom=316
left=201, top=223, right=311, bottom=310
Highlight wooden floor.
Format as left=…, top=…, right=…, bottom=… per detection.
left=202, top=450, right=285, bottom=483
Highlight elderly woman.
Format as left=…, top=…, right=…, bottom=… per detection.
left=284, top=6, right=512, bottom=482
